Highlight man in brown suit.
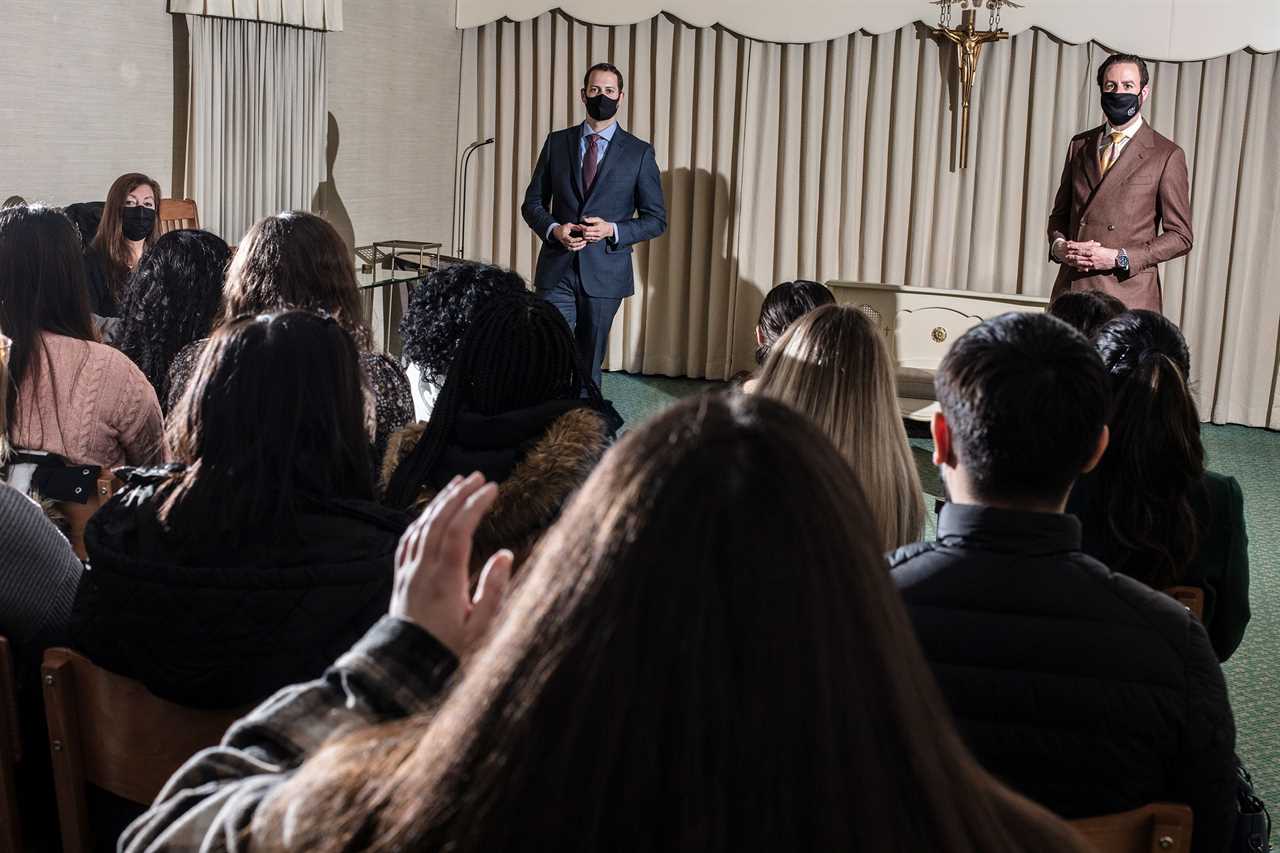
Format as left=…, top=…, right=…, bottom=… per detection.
left=1047, top=54, right=1193, bottom=312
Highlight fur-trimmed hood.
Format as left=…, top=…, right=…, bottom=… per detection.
left=382, top=406, right=610, bottom=569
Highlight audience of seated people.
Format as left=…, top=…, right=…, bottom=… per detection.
left=740, top=278, right=834, bottom=391
left=890, top=312, right=1237, bottom=853
left=1069, top=310, right=1250, bottom=660
left=750, top=303, right=924, bottom=550
left=114, top=228, right=230, bottom=410
left=83, top=172, right=162, bottom=320
left=399, top=261, right=527, bottom=419
left=165, top=210, right=413, bottom=460
left=383, top=292, right=621, bottom=571
left=0, top=204, right=163, bottom=470
left=123, top=394, right=1093, bottom=853
left=70, top=310, right=409, bottom=711
left=1046, top=288, right=1128, bottom=338
left=0, top=186, right=1260, bottom=852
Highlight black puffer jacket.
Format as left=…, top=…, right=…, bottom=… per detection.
left=71, top=468, right=410, bottom=709
left=889, top=503, right=1237, bottom=853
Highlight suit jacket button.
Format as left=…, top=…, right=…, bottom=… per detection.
left=1107, top=225, right=1115, bottom=231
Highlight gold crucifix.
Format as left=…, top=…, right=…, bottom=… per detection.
left=932, top=2, right=1015, bottom=168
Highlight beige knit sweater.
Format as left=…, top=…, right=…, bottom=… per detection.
left=11, top=332, right=164, bottom=469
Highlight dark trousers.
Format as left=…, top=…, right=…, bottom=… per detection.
left=538, top=264, right=621, bottom=390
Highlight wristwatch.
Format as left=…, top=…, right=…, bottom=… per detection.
left=1116, top=248, right=1129, bottom=274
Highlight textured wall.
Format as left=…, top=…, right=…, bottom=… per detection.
left=0, top=0, right=176, bottom=207
left=322, top=0, right=461, bottom=251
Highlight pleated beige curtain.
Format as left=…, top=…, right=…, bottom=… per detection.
left=458, top=13, right=1280, bottom=427
left=185, top=15, right=327, bottom=244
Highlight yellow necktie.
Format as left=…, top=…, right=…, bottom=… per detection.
left=1100, top=131, right=1126, bottom=174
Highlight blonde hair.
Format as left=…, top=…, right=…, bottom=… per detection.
left=751, top=304, right=924, bottom=550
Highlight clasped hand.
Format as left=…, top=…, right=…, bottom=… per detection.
left=554, top=216, right=612, bottom=251
left=1059, top=240, right=1119, bottom=272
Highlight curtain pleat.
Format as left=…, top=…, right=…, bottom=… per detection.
left=185, top=15, right=326, bottom=244
left=459, top=12, right=1280, bottom=427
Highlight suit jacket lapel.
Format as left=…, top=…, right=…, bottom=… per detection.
left=584, top=127, right=627, bottom=204
left=566, top=127, right=584, bottom=202
left=1083, top=122, right=1150, bottom=220
left=1081, top=125, right=1104, bottom=192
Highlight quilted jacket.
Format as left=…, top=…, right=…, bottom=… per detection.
left=889, top=502, right=1237, bottom=853
left=70, top=468, right=410, bottom=710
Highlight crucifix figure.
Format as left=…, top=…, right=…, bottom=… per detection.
left=936, top=8, right=1008, bottom=168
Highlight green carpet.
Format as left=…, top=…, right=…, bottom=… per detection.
left=603, top=372, right=1279, bottom=842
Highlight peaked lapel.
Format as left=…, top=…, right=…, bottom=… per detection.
left=584, top=126, right=628, bottom=204
left=565, top=127, right=584, bottom=202
left=1083, top=122, right=1152, bottom=220
left=1080, top=124, right=1105, bottom=193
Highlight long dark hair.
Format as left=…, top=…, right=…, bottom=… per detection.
left=0, top=205, right=97, bottom=441
left=223, top=211, right=370, bottom=349
left=90, top=172, right=163, bottom=300
left=1092, top=310, right=1205, bottom=586
left=259, top=392, right=1080, bottom=853
left=384, top=291, right=608, bottom=509
left=161, top=310, right=374, bottom=549
left=117, top=229, right=229, bottom=402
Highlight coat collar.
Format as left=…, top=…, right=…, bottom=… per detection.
left=1079, top=121, right=1154, bottom=219
left=936, top=502, right=1083, bottom=556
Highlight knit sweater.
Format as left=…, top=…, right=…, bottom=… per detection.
left=0, top=483, right=82, bottom=658
left=11, top=332, right=164, bottom=468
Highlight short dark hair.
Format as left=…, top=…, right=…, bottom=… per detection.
left=583, top=62, right=624, bottom=92
left=934, top=312, right=1108, bottom=504
left=1097, top=53, right=1149, bottom=90
left=754, top=280, right=836, bottom=364
left=399, top=262, right=527, bottom=380
left=1047, top=290, right=1127, bottom=339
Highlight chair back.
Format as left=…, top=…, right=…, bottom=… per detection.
left=158, top=198, right=200, bottom=234
left=1070, top=803, right=1194, bottom=853
left=41, top=648, right=242, bottom=853
left=0, top=637, right=22, bottom=853
left=1164, top=586, right=1205, bottom=622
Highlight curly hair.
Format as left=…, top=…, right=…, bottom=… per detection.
left=116, top=229, right=230, bottom=403
left=399, top=262, right=527, bottom=380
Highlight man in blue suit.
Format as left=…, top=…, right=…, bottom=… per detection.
left=521, top=62, right=667, bottom=388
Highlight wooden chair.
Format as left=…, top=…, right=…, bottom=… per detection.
left=158, top=198, right=200, bottom=234
left=1164, top=586, right=1205, bottom=622
left=41, top=648, right=243, bottom=853
left=1071, top=803, right=1194, bottom=853
left=0, top=638, right=22, bottom=853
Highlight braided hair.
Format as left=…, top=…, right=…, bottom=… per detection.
left=385, top=292, right=611, bottom=509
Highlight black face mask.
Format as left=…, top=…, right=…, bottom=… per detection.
left=1101, top=92, right=1141, bottom=127
left=585, top=93, right=619, bottom=122
left=122, top=206, right=156, bottom=241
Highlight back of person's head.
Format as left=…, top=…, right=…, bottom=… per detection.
left=90, top=172, right=163, bottom=296
left=1047, top=290, right=1127, bottom=339
left=0, top=204, right=96, bottom=428
left=935, top=312, right=1108, bottom=506
left=753, top=303, right=923, bottom=549
left=755, top=279, right=835, bottom=364
left=400, top=262, right=527, bottom=382
left=223, top=211, right=369, bottom=348
left=118, top=229, right=230, bottom=394
left=385, top=291, right=604, bottom=509
left=163, top=310, right=373, bottom=549
left=260, top=392, right=1078, bottom=853
left=1092, top=310, right=1204, bottom=586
